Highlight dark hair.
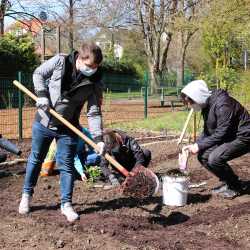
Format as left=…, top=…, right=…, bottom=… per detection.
left=180, top=93, right=195, bottom=105
left=103, top=129, right=118, bottom=151
left=78, top=41, right=103, bottom=65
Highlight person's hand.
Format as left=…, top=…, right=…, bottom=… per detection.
left=178, top=148, right=189, bottom=171
left=183, top=143, right=199, bottom=154
left=108, top=174, right=120, bottom=186
left=96, top=141, right=105, bottom=155
left=81, top=173, right=87, bottom=181
left=36, top=97, right=50, bottom=111
left=128, top=171, right=135, bottom=177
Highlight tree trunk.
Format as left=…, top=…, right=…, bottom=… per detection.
left=177, top=31, right=195, bottom=87
left=0, top=17, right=4, bottom=36
left=176, top=53, right=185, bottom=87
left=68, top=0, right=74, bottom=52
left=148, top=62, right=159, bottom=94
left=176, top=32, right=184, bottom=87
left=0, top=0, right=7, bottom=36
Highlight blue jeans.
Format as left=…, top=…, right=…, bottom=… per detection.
left=23, top=122, right=78, bottom=204
left=85, top=153, right=101, bottom=166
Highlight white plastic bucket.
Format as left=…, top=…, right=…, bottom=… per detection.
left=162, top=175, right=189, bottom=206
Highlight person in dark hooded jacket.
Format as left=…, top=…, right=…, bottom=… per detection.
left=181, top=80, right=250, bottom=199
left=99, top=129, right=151, bottom=187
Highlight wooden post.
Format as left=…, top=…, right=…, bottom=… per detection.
left=128, top=87, right=131, bottom=100
left=56, top=26, right=61, bottom=54
left=177, top=108, right=194, bottom=146
left=160, top=87, right=164, bottom=107
left=193, top=112, right=197, bottom=142
left=41, top=27, right=45, bottom=62
left=144, top=72, right=148, bottom=119
left=18, top=72, right=23, bottom=141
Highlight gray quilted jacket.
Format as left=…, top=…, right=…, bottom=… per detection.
left=33, top=52, right=103, bottom=142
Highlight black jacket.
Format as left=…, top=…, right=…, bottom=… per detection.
left=33, top=51, right=103, bottom=141
left=197, top=89, right=250, bottom=151
left=101, top=131, right=147, bottom=172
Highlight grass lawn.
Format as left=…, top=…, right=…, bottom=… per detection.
left=109, top=110, right=203, bottom=135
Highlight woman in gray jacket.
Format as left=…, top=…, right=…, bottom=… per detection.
left=19, top=42, right=105, bottom=222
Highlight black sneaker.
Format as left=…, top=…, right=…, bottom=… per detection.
left=0, top=153, right=7, bottom=163
left=239, top=180, right=250, bottom=194
left=211, top=183, right=228, bottom=194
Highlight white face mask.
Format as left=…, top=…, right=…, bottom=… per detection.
left=80, top=65, right=97, bottom=77
left=191, top=103, right=201, bottom=112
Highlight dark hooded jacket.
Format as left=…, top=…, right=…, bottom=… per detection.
left=100, top=130, right=147, bottom=172
left=197, top=89, right=250, bottom=151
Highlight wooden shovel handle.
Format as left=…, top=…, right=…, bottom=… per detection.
left=13, top=80, right=129, bottom=177
left=177, top=108, right=194, bottom=146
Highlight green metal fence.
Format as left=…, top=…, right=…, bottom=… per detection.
left=0, top=72, right=34, bottom=139
left=0, top=71, right=186, bottom=140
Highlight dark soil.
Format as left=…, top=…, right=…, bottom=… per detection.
left=122, top=165, right=158, bottom=199
left=1, top=134, right=250, bottom=250
left=164, top=168, right=187, bottom=177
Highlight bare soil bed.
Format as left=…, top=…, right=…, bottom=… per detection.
left=0, top=134, right=250, bottom=250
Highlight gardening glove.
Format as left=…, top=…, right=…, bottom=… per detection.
left=36, top=97, right=50, bottom=111
left=183, top=143, right=199, bottom=154
left=108, top=174, right=120, bottom=187
left=96, top=141, right=106, bottom=156
left=178, top=148, right=189, bottom=171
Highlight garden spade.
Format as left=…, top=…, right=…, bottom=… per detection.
left=166, top=108, right=194, bottom=160
left=177, top=108, right=194, bottom=147
left=13, top=80, right=159, bottom=199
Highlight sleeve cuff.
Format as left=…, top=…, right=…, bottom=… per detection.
left=37, top=90, right=49, bottom=98
left=93, top=135, right=103, bottom=143
left=196, top=142, right=205, bottom=151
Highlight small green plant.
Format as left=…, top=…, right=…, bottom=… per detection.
left=86, top=166, right=102, bottom=182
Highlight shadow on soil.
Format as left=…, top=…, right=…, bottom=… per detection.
left=79, top=193, right=211, bottom=215
left=188, top=193, right=212, bottom=204
left=148, top=211, right=190, bottom=227
left=31, top=204, right=60, bottom=212
left=140, top=205, right=190, bottom=227
left=79, top=196, right=162, bottom=215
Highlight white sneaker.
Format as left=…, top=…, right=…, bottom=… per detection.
left=61, top=202, right=79, bottom=222
left=18, top=193, right=31, bottom=214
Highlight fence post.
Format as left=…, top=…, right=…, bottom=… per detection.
left=144, top=71, right=148, bottom=119
left=18, top=71, right=23, bottom=140
left=128, top=87, right=131, bottom=100
left=160, top=87, right=164, bottom=107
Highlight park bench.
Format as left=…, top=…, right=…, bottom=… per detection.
left=160, top=95, right=184, bottom=111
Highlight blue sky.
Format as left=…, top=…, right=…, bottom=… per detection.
left=4, top=1, right=63, bottom=30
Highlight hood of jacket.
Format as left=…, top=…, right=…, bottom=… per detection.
left=181, top=80, right=212, bottom=106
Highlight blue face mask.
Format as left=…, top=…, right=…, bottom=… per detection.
left=80, top=65, right=97, bottom=77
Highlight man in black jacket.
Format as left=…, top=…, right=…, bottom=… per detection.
left=181, top=80, right=250, bottom=199
left=100, top=129, right=151, bottom=186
